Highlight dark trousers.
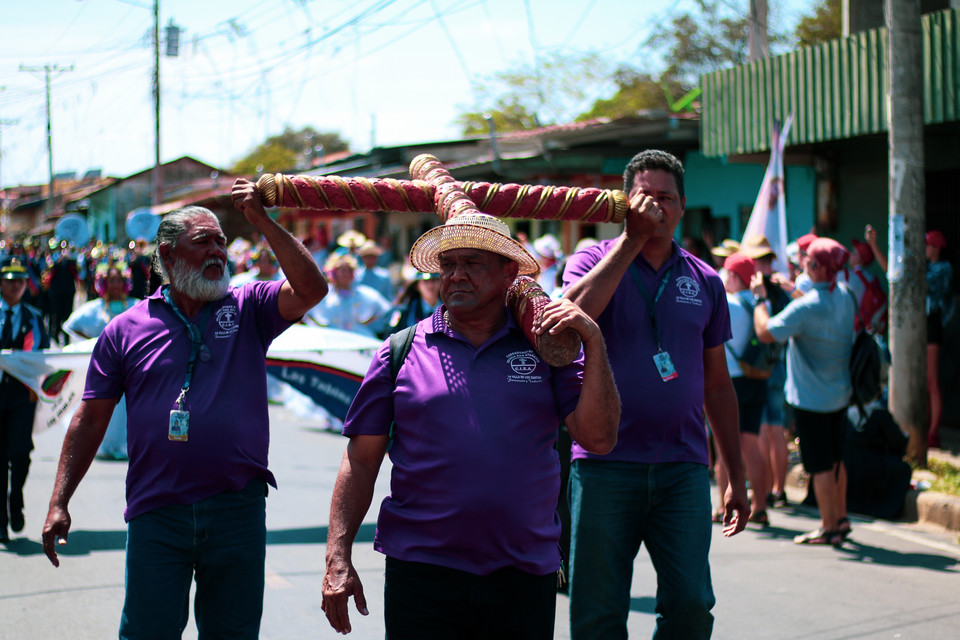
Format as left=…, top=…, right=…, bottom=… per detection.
left=0, top=381, right=37, bottom=534
left=384, top=557, right=557, bottom=640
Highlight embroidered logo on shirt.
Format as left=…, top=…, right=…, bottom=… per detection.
left=214, top=305, right=240, bottom=339
left=506, top=350, right=543, bottom=383
left=675, top=276, right=703, bottom=306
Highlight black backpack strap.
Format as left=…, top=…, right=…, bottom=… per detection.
left=387, top=325, right=417, bottom=444
left=389, top=325, right=417, bottom=386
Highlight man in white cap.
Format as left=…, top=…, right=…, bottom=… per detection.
left=321, top=212, right=620, bottom=638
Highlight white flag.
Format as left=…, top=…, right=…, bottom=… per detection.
left=742, top=115, right=794, bottom=276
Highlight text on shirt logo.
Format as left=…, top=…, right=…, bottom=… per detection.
left=675, top=276, right=703, bottom=306
left=214, top=305, right=240, bottom=339
left=506, top=350, right=543, bottom=383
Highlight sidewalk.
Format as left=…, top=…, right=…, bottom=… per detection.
left=787, top=446, right=960, bottom=534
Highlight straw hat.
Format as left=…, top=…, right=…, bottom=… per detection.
left=409, top=213, right=540, bottom=276
left=336, top=229, right=367, bottom=249
left=357, top=240, right=384, bottom=257
left=741, top=234, right=776, bottom=259
left=710, top=239, right=741, bottom=258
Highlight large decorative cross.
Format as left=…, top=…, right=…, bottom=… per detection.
left=254, top=154, right=629, bottom=366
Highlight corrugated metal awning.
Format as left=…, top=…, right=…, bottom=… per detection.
left=700, top=8, right=960, bottom=157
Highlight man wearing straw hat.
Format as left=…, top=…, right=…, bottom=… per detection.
left=322, top=212, right=620, bottom=638
left=562, top=149, right=748, bottom=640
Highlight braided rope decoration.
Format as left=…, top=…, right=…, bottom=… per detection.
left=409, top=154, right=582, bottom=367
left=254, top=172, right=628, bottom=224
left=506, top=276, right=582, bottom=367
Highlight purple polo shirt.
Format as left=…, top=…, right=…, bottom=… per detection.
left=563, top=239, right=730, bottom=465
left=84, top=280, right=291, bottom=521
left=343, top=306, right=583, bottom=575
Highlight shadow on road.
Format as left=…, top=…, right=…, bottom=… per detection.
left=835, top=540, right=960, bottom=572
left=0, top=523, right=378, bottom=558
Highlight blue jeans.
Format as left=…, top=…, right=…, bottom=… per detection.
left=568, top=460, right=715, bottom=640
left=119, top=479, right=267, bottom=640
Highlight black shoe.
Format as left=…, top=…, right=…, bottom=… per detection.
left=10, top=510, right=24, bottom=533
left=0, top=531, right=9, bottom=543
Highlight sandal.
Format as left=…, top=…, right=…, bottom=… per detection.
left=793, top=528, right=843, bottom=545
left=748, top=510, right=769, bottom=526
left=837, top=517, right=852, bottom=539
left=712, top=509, right=724, bottom=524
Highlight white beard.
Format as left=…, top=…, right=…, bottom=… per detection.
left=169, top=257, right=230, bottom=302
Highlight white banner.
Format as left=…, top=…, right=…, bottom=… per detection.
left=0, top=325, right=380, bottom=434
left=741, top=114, right=794, bottom=277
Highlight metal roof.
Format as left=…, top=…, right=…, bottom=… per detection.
left=700, top=8, right=960, bottom=157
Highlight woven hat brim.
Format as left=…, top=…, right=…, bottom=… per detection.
left=410, top=223, right=540, bottom=276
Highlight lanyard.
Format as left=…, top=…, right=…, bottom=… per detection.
left=627, top=263, right=673, bottom=352
left=162, top=286, right=212, bottom=408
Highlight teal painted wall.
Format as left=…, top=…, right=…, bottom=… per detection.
left=683, top=151, right=816, bottom=243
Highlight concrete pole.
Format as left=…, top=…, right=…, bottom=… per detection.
left=748, top=0, right=769, bottom=63
left=885, top=0, right=928, bottom=465
left=152, top=0, right=162, bottom=206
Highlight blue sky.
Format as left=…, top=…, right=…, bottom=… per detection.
left=0, top=0, right=817, bottom=188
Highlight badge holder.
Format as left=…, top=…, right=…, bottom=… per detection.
left=169, top=389, right=190, bottom=442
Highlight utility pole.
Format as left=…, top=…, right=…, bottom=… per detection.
left=748, top=0, right=769, bottom=62
left=153, top=0, right=162, bottom=206
left=885, top=0, right=927, bottom=464
left=0, top=118, right=19, bottom=234
left=19, top=64, right=74, bottom=218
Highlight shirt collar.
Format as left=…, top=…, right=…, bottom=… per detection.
left=425, top=304, right=520, bottom=337
left=0, top=299, right=21, bottom=315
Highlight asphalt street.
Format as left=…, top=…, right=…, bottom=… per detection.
left=3, top=403, right=959, bottom=640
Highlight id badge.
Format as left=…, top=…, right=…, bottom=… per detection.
left=169, top=410, right=190, bottom=442
left=653, top=351, right=679, bottom=382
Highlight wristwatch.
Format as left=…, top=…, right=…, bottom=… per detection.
left=754, top=294, right=767, bottom=303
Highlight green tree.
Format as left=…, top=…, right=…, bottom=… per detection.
left=231, top=126, right=349, bottom=176
left=454, top=52, right=613, bottom=135
left=577, top=67, right=693, bottom=120
left=795, top=0, right=842, bottom=47
left=648, top=1, right=753, bottom=91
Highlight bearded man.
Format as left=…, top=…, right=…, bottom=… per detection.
left=42, top=183, right=328, bottom=640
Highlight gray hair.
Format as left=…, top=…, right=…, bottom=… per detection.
left=152, top=206, right=221, bottom=282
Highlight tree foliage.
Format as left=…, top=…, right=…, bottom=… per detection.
left=795, top=0, right=842, bottom=48
left=230, top=126, right=349, bottom=176
left=454, top=52, right=613, bottom=135
left=577, top=67, right=692, bottom=121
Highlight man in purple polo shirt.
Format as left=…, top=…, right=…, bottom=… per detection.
left=562, top=149, right=749, bottom=640
left=41, top=180, right=328, bottom=640
left=321, top=212, right=620, bottom=639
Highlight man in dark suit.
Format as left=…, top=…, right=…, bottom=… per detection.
left=0, top=260, right=51, bottom=542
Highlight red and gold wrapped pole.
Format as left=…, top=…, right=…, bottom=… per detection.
left=254, top=172, right=628, bottom=224
left=408, top=154, right=581, bottom=367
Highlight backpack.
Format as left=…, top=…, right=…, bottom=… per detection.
left=386, top=325, right=417, bottom=444
left=843, top=284, right=885, bottom=419
left=727, top=294, right=782, bottom=380
left=852, top=268, right=888, bottom=334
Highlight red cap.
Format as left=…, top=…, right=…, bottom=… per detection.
left=808, top=238, right=849, bottom=274
left=926, top=230, right=947, bottom=249
left=724, top=253, right=756, bottom=288
left=797, top=233, right=818, bottom=253
left=851, top=238, right=874, bottom=266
